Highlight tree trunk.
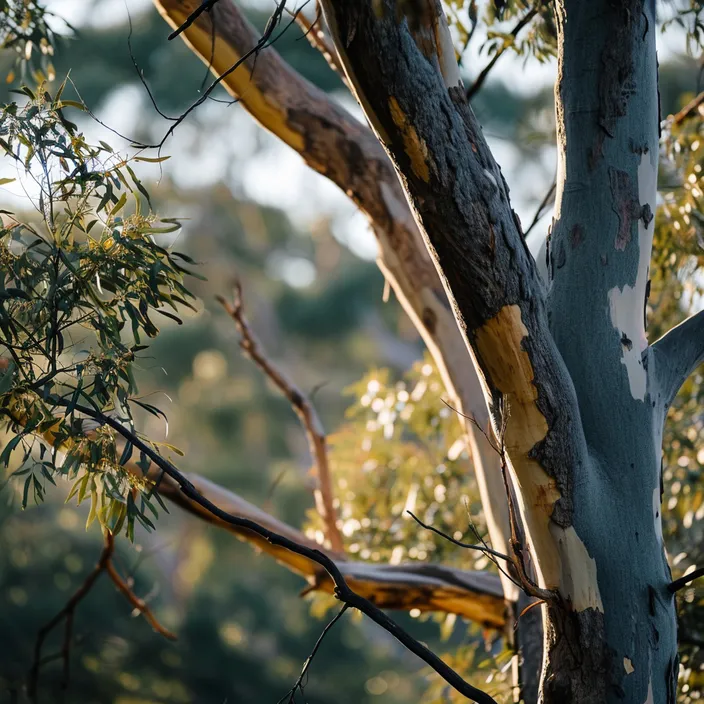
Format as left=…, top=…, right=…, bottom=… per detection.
left=541, top=2, right=678, bottom=701
left=318, top=0, right=679, bottom=702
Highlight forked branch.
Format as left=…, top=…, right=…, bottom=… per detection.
left=50, top=398, right=498, bottom=704
left=28, top=531, right=173, bottom=701
left=218, top=283, right=344, bottom=552
left=651, top=309, right=704, bottom=409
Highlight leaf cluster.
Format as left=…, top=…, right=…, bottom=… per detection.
left=0, top=85, right=196, bottom=540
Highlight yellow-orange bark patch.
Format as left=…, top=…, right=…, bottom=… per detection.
left=388, top=96, right=431, bottom=182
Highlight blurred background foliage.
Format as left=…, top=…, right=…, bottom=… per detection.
left=0, top=0, right=703, bottom=702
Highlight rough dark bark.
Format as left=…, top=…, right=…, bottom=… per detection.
left=152, top=1, right=516, bottom=607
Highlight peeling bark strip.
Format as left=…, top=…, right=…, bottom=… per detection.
left=320, top=0, right=592, bottom=600
left=154, top=0, right=518, bottom=605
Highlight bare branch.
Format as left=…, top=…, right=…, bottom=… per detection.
left=292, top=3, right=349, bottom=89
left=218, top=283, right=344, bottom=553
left=167, top=0, right=221, bottom=40
left=407, top=510, right=511, bottom=563
left=670, top=90, right=704, bottom=126
left=105, top=542, right=177, bottom=641
left=1, top=385, right=507, bottom=626
left=668, top=566, right=704, bottom=594
left=651, top=309, right=704, bottom=410
left=27, top=531, right=175, bottom=700
left=278, top=604, right=349, bottom=703
left=524, top=179, right=556, bottom=238
left=28, top=535, right=114, bottom=700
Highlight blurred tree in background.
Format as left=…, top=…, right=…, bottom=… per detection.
left=0, top=1, right=703, bottom=703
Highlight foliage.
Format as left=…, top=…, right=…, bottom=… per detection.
left=0, top=0, right=67, bottom=84
left=0, top=85, right=196, bottom=541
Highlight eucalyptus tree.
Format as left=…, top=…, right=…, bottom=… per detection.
left=2, top=0, right=704, bottom=703
left=152, top=1, right=704, bottom=702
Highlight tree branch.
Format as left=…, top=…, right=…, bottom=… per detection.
left=28, top=535, right=113, bottom=700
left=651, top=309, right=704, bottom=409
left=319, top=0, right=590, bottom=606
left=104, top=541, right=177, bottom=640
left=50, top=398, right=499, bottom=704
left=292, top=3, right=349, bottom=89
left=26, top=530, right=176, bottom=700
left=668, top=566, right=704, bottom=594
left=278, top=604, right=349, bottom=703
left=218, top=283, right=344, bottom=552
left=1, top=385, right=507, bottom=627
left=671, top=90, right=704, bottom=126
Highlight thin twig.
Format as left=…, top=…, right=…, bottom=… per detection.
left=167, top=0, right=221, bottom=40
left=407, top=511, right=511, bottom=562
left=28, top=536, right=114, bottom=700
left=293, top=3, right=350, bottom=89
left=669, top=566, right=704, bottom=594
left=105, top=550, right=177, bottom=640
left=218, top=283, right=344, bottom=552
left=278, top=604, right=349, bottom=703
left=466, top=3, right=541, bottom=101
left=49, top=397, right=498, bottom=704
left=524, top=179, right=556, bottom=238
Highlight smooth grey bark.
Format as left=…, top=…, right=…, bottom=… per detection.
left=546, top=1, right=678, bottom=702
left=651, top=310, right=704, bottom=408
left=317, top=0, right=691, bottom=702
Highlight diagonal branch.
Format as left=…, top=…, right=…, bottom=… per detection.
left=650, top=309, right=704, bottom=410
left=104, top=544, right=177, bottom=641
left=28, top=534, right=114, bottom=700
left=668, top=566, right=704, bottom=594
left=218, top=283, right=343, bottom=552
left=671, top=90, right=704, bottom=126
left=0, top=382, right=507, bottom=627
left=27, top=530, right=174, bottom=701
left=292, top=3, right=349, bottom=89
left=51, top=398, right=499, bottom=704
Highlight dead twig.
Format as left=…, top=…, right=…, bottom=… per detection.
left=524, top=179, right=556, bottom=238
left=28, top=535, right=114, bottom=700
left=278, top=604, right=349, bottom=703
left=217, top=283, right=344, bottom=553
left=292, top=2, right=350, bottom=89
left=28, top=532, right=175, bottom=700
left=105, top=553, right=177, bottom=640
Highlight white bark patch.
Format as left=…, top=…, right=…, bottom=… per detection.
left=483, top=169, right=498, bottom=191
left=527, top=230, right=549, bottom=285
left=644, top=679, right=654, bottom=704
left=433, top=15, right=462, bottom=89
left=624, top=657, right=635, bottom=674
left=607, top=152, right=657, bottom=401
left=549, top=524, right=604, bottom=612
left=653, top=487, right=664, bottom=545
